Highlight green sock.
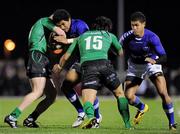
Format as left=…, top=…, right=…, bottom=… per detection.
left=10, top=107, right=22, bottom=119
left=83, top=101, right=94, bottom=119
left=117, top=97, right=131, bottom=128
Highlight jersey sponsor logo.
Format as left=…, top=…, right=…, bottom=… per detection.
left=84, top=81, right=97, bottom=85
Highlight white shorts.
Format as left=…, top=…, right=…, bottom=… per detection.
left=126, top=59, right=163, bottom=79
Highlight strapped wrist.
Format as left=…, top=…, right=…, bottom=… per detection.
left=67, top=39, right=74, bottom=44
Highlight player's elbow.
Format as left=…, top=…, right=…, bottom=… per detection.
left=155, top=54, right=167, bottom=64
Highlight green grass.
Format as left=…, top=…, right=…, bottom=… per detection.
left=0, top=96, right=179, bottom=134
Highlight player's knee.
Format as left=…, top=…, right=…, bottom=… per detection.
left=32, top=88, right=44, bottom=98
left=125, top=91, right=134, bottom=101
left=113, top=84, right=125, bottom=98
left=66, top=69, right=78, bottom=82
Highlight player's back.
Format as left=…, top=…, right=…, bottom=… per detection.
left=77, top=30, right=113, bottom=64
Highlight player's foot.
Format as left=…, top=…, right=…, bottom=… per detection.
left=72, top=112, right=86, bottom=128
left=92, top=114, right=102, bottom=128
left=4, top=115, right=18, bottom=128
left=23, top=117, right=39, bottom=128
left=169, top=123, right=177, bottom=131
left=125, top=122, right=133, bottom=129
left=80, top=117, right=96, bottom=129
left=133, top=104, right=149, bottom=125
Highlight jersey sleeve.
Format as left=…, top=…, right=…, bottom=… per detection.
left=150, top=34, right=166, bottom=56
left=119, top=34, right=125, bottom=46
left=41, top=17, right=55, bottom=31
left=76, top=20, right=89, bottom=35
left=111, top=33, right=122, bottom=51
left=119, top=30, right=133, bottom=48
left=67, top=39, right=78, bottom=54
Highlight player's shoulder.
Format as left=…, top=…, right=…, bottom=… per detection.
left=120, top=30, right=134, bottom=42
left=144, top=29, right=159, bottom=39
left=122, top=30, right=133, bottom=38
left=32, top=17, right=48, bottom=27
left=39, top=17, right=50, bottom=22
left=108, top=32, right=118, bottom=39
left=72, top=19, right=87, bottom=26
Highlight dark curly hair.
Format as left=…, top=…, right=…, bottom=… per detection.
left=52, top=9, right=71, bottom=24
left=91, top=16, right=113, bottom=32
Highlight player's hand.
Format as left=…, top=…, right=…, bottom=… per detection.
left=52, top=64, right=62, bottom=74
left=145, top=57, right=156, bottom=64
left=54, top=35, right=68, bottom=44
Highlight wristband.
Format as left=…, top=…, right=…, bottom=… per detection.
left=67, top=39, right=74, bottom=44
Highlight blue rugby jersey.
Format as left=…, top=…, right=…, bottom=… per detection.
left=63, top=19, right=89, bottom=68
left=119, top=29, right=166, bottom=64
left=67, top=19, right=89, bottom=38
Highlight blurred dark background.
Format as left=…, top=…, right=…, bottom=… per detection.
left=0, top=0, right=180, bottom=96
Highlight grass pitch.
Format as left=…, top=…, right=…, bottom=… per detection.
left=0, top=96, right=179, bottom=134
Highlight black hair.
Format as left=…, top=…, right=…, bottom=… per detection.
left=91, top=16, right=113, bottom=32
left=130, top=11, right=146, bottom=23
left=52, top=9, right=71, bottom=24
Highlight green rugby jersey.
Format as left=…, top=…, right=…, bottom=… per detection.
left=67, top=30, right=122, bottom=64
left=28, top=17, right=55, bottom=54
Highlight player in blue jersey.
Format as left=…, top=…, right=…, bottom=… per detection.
left=119, top=11, right=176, bottom=130
left=55, top=16, right=132, bottom=129
left=23, top=9, right=101, bottom=128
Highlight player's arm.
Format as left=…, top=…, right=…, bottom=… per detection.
left=59, top=39, right=78, bottom=67
left=145, top=53, right=167, bottom=64
left=145, top=35, right=167, bottom=64
left=52, top=40, right=77, bottom=74
left=41, top=17, right=66, bottom=36
left=53, top=36, right=75, bottom=44
left=111, top=33, right=124, bottom=56
left=53, top=26, right=66, bottom=37
left=53, top=20, right=88, bottom=44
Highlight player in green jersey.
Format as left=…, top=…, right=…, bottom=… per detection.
left=54, top=16, right=132, bottom=129
left=23, top=9, right=101, bottom=128
left=4, top=9, right=66, bottom=128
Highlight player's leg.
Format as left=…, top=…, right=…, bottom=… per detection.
left=125, top=61, right=149, bottom=125
left=103, top=62, right=131, bottom=129
left=80, top=89, right=97, bottom=129
left=4, top=51, right=49, bottom=128
left=74, top=82, right=102, bottom=128
left=112, top=84, right=132, bottom=129
left=125, top=77, right=149, bottom=125
left=61, top=69, right=86, bottom=127
left=23, top=78, right=57, bottom=128
left=91, top=97, right=102, bottom=128
left=4, top=77, right=46, bottom=128
left=80, top=61, right=104, bottom=129
left=73, top=63, right=102, bottom=123
left=150, top=72, right=176, bottom=130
